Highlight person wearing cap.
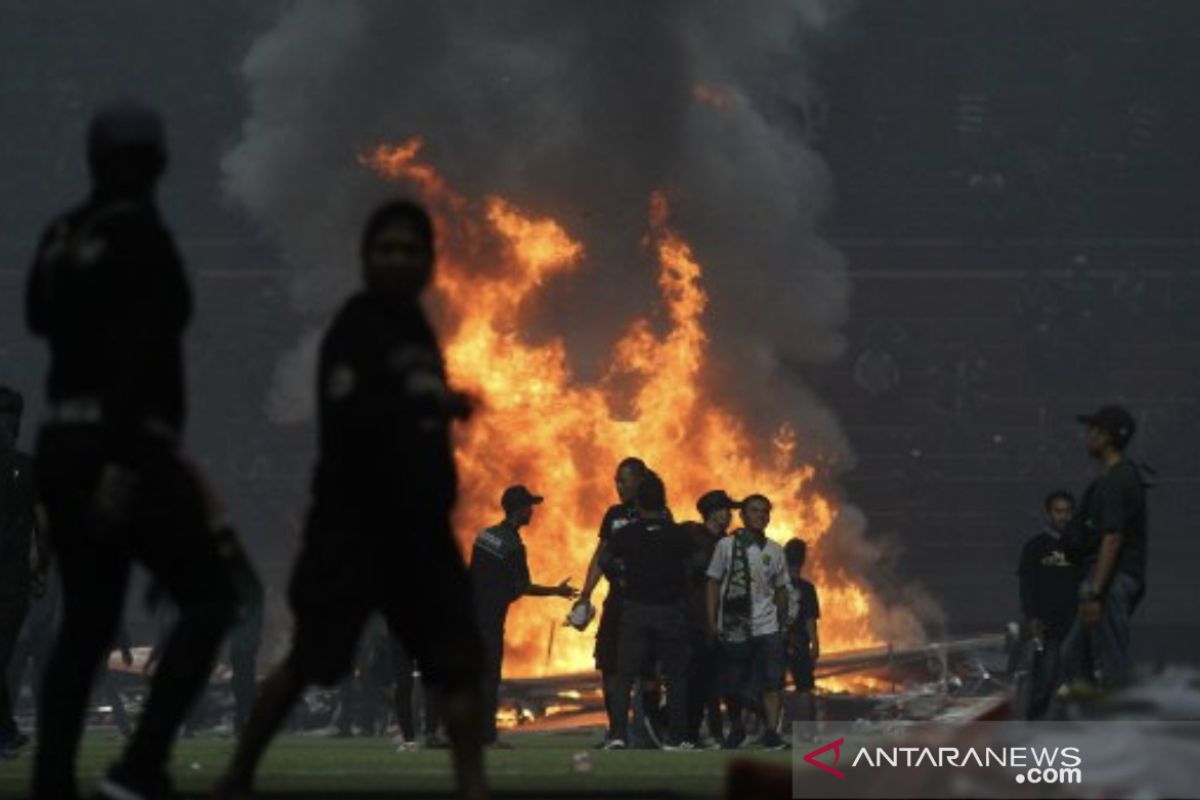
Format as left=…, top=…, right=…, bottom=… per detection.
left=678, top=490, right=739, bottom=746
left=471, top=486, right=577, bottom=746
left=25, top=101, right=244, bottom=800
left=1060, top=405, right=1148, bottom=689
left=706, top=494, right=790, bottom=750
left=782, top=539, right=821, bottom=726
left=601, top=473, right=698, bottom=749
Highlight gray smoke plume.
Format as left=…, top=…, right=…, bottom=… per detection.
left=226, top=0, right=941, bottom=642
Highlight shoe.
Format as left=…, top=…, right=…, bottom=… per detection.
left=602, top=738, right=627, bottom=750
left=721, top=728, right=747, bottom=750
left=94, top=763, right=175, bottom=800
left=760, top=730, right=790, bottom=751
left=662, top=741, right=698, bottom=751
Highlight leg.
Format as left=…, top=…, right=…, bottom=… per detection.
left=33, top=548, right=128, bottom=799
left=658, top=610, right=691, bottom=744
left=0, top=597, right=30, bottom=745
left=1094, top=573, right=1139, bottom=688
left=229, top=548, right=264, bottom=732
left=119, top=452, right=237, bottom=777
left=476, top=624, right=504, bottom=745
left=612, top=605, right=651, bottom=744
left=390, top=636, right=416, bottom=741
left=594, top=597, right=623, bottom=741
left=757, top=634, right=786, bottom=734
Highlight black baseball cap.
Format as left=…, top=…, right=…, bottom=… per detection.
left=501, top=485, right=544, bottom=513
left=696, top=490, right=742, bottom=518
left=1077, top=405, right=1136, bottom=448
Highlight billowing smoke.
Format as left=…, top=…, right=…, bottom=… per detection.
left=226, top=0, right=942, bottom=642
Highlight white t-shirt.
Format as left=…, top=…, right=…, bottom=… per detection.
left=706, top=532, right=789, bottom=638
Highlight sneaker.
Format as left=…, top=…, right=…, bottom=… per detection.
left=721, top=728, right=747, bottom=750
left=760, top=730, right=790, bottom=751
left=602, top=738, right=627, bottom=750
left=662, top=741, right=698, bottom=751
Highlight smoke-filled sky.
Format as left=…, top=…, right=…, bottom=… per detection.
left=226, top=0, right=855, bottom=467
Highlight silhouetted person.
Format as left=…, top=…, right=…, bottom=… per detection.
left=602, top=473, right=696, bottom=749
left=1016, top=490, right=1079, bottom=719
left=1062, top=406, right=1148, bottom=689
left=470, top=486, right=576, bottom=746
left=26, top=100, right=239, bottom=799
left=706, top=495, right=790, bottom=751
left=0, top=387, right=45, bottom=758
left=390, top=637, right=442, bottom=749
left=214, top=199, right=486, bottom=800
left=575, top=457, right=648, bottom=747
left=680, top=490, right=738, bottom=745
left=783, top=539, right=820, bottom=726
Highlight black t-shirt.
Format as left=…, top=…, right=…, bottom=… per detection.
left=606, top=516, right=696, bottom=606
left=1017, top=530, right=1081, bottom=640
left=0, top=450, right=38, bottom=596
left=311, top=291, right=457, bottom=513
left=27, top=196, right=192, bottom=462
left=680, top=521, right=723, bottom=629
left=470, top=522, right=530, bottom=624
left=789, top=575, right=820, bottom=646
left=597, top=503, right=639, bottom=601
left=1078, top=460, right=1148, bottom=588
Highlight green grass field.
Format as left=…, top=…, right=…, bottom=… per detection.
left=0, top=729, right=796, bottom=798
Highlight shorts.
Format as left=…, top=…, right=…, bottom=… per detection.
left=718, top=632, right=785, bottom=696
left=288, top=502, right=482, bottom=691
left=594, top=594, right=656, bottom=679
left=787, top=642, right=815, bottom=691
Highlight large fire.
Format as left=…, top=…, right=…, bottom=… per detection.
left=361, top=139, right=881, bottom=677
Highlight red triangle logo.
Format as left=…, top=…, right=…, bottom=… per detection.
left=803, top=737, right=846, bottom=779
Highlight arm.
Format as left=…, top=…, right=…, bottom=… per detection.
left=1087, top=533, right=1123, bottom=598
left=526, top=580, right=577, bottom=598
left=806, top=618, right=819, bottom=661
left=706, top=578, right=721, bottom=638
left=773, top=586, right=789, bottom=631
left=580, top=540, right=607, bottom=602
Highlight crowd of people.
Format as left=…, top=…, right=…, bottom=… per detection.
left=0, top=97, right=1152, bottom=800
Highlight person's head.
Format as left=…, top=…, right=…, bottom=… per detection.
left=636, top=472, right=667, bottom=517
left=501, top=485, right=543, bottom=527
left=615, top=457, right=648, bottom=505
left=361, top=199, right=436, bottom=299
left=784, top=538, right=808, bottom=572
left=696, top=490, right=741, bottom=534
left=1043, top=490, right=1075, bottom=533
left=1078, top=405, right=1135, bottom=460
left=740, top=494, right=772, bottom=533
left=0, top=387, right=22, bottom=453
left=86, top=99, right=167, bottom=195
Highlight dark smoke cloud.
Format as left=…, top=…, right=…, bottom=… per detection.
left=226, top=0, right=939, bottom=642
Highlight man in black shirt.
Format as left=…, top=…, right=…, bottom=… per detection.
left=602, top=473, right=697, bottom=749
left=575, top=457, right=647, bottom=746
left=783, top=539, right=820, bottom=725
left=215, top=200, right=486, bottom=800
left=1017, top=490, right=1080, bottom=718
left=1061, top=405, right=1147, bottom=689
left=26, top=102, right=240, bottom=800
left=471, top=485, right=576, bottom=746
left=0, top=387, right=45, bottom=759
left=679, top=490, right=738, bottom=746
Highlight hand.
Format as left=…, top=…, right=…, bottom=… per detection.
left=1079, top=599, right=1102, bottom=628
left=89, top=463, right=139, bottom=535
left=556, top=579, right=579, bottom=599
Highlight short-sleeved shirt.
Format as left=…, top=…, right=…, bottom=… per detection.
left=1078, top=460, right=1147, bottom=588
left=0, top=450, right=38, bottom=598
left=470, top=522, right=530, bottom=626
left=787, top=577, right=820, bottom=630
left=1017, top=531, right=1081, bottom=640
left=706, top=530, right=789, bottom=637
left=597, top=503, right=639, bottom=598
left=606, top=516, right=695, bottom=606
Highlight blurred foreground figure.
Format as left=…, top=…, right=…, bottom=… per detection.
left=0, top=387, right=46, bottom=759
left=26, top=100, right=238, bottom=800
left=214, top=200, right=487, bottom=800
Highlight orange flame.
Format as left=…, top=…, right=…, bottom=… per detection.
left=360, top=138, right=880, bottom=676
